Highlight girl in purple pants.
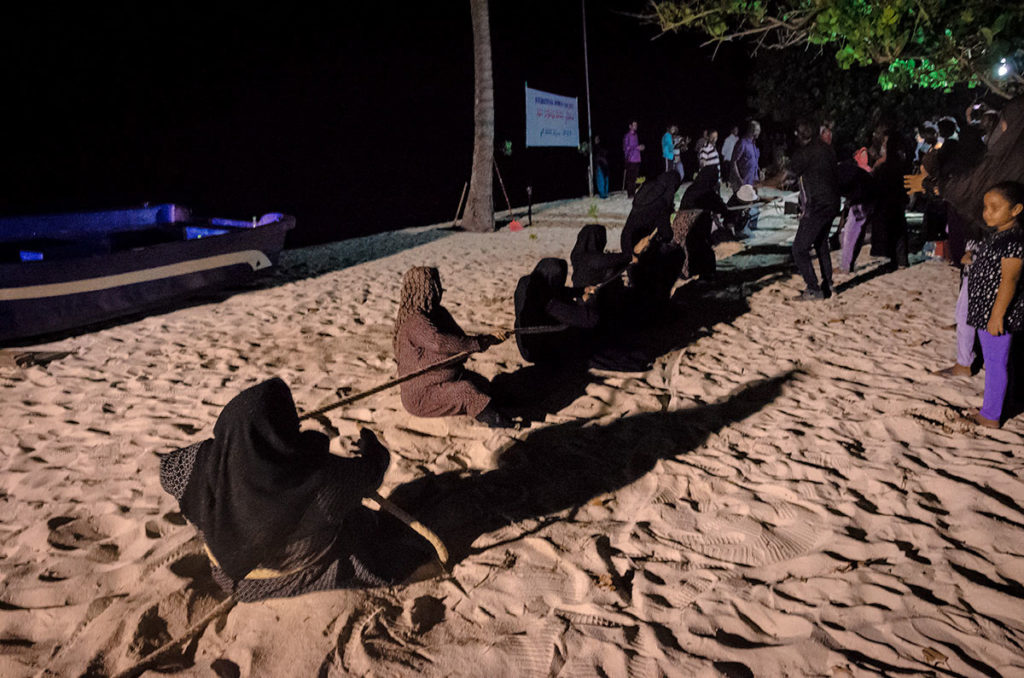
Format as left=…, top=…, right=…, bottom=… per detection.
left=965, top=182, right=1024, bottom=428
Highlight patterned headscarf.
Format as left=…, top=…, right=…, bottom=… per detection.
left=394, top=266, right=443, bottom=350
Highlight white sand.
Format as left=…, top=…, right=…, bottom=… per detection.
left=2, top=192, right=1023, bottom=677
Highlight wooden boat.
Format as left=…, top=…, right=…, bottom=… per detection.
left=0, top=204, right=294, bottom=343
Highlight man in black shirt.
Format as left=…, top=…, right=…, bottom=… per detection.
left=770, top=120, right=841, bottom=300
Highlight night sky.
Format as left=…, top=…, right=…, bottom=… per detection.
left=2, top=2, right=750, bottom=247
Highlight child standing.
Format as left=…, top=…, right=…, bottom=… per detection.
left=965, top=182, right=1024, bottom=428
left=940, top=237, right=982, bottom=377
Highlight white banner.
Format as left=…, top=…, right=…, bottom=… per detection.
left=524, top=85, right=579, bottom=148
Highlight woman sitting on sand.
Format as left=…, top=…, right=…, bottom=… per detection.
left=570, top=224, right=630, bottom=288
left=675, top=165, right=727, bottom=281
left=514, top=258, right=599, bottom=363
left=394, top=266, right=511, bottom=428
left=158, top=378, right=394, bottom=601
left=620, top=171, right=682, bottom=255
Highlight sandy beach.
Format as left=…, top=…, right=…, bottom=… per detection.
left=2, top=192, right=1023, bottom=677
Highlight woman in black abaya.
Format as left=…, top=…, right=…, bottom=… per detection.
left=570, top=224, right=629, bottom=288
left=514, top=258, right=599, bottom=364
left=159, top=378, right=398, bottom=601
left=676, top=165, right=727, bottom=281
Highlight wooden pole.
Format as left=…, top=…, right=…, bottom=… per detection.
left=493, top=159, right=513, bottom=219
left=453, top=181, right=469, bottom=228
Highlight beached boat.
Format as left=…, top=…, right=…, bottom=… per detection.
left=0, top=204, right=294, bottom=343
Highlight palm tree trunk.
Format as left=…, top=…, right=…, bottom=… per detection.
left=464, top=0, right=495, bottom=232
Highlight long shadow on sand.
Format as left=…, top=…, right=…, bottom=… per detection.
left=490, top=362, right=595, bottom=424
left=379, top=370, right=797, bottom=579
left=271, top=227, right=455, bottom=283
left=833, top=259, right=914, bottom=295
left=584, top=264, right=791, bottom=373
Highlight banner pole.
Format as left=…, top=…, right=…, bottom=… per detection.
left=582, top=0, right=594, bottom=198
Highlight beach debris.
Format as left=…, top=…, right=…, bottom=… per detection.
left=922, top=646, right=948, bottom=665
left=0, top=350, right=73, bottom=368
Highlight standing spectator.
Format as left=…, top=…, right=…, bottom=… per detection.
left=695, top=129, right=709, bottom=155
left=787, top=120, right=840, bottom=299
left=698, top=129, right=721, bottom=181
left=915, top=123, right=938, bottom=168
left=721, top=126, right=740, bottom=180
left=837, top=157, right=876, bottom=273
left=671, top=129, right=685, bottom=179
left=937, top=117, right=959, bottom=147
left=662, top=125, right=678, bottom=173
left=871, top=132, right=912, bottom=268
left=679, top=135, right=695, bottom=180
left=623, top=120, right=645, bottom=198
left=730, top=120, right=762, bottom=232
left=592, top=135, right=609, bottom=199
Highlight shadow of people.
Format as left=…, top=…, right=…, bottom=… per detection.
left=374, top=370, right=798, bottom=581
left=833, top=260, right=906, bottom=295
left=272, top=228, right=455, bottom=283
left=490, top=361, right=594, bottom=424
left=586, top=266, right=790, bottom=373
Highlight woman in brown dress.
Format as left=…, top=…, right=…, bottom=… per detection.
left=393, top=267, right=511, bottom=427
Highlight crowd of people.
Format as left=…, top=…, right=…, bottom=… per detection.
left=157, top=97, right=1024, bottom=604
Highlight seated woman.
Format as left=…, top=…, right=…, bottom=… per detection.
left=570, top=224, right=629, bottom=288
left=394, top=266, right=510, bottom=427
left=514, top=258, right=599, bottom=363
left=620, top=171, right=682, bottom=255
left=159, top=378, right=394, bottom=602
left=674, top=165, right=728, bottom=281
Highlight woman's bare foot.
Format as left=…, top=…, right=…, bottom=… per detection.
left=937, top=364, right=972, bottom=377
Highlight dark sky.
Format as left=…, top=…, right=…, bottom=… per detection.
left=1, top=2, right=750, bottom=247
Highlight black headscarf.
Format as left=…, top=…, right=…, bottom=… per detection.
left=680, top=166, right=726, bottom=213
left=621, top=171, right=682, bottom=254
left=514, top=258, right=576, bottom=363
left=179, top=378, right=358, bottom=581
left=570, top=224, right=629, bottom=288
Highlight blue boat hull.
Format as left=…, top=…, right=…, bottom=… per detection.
left=0, top=210, right=293, bottom=343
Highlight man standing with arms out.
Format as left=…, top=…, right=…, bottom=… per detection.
left=699, top=129, right=721, bottom=181
left=623, top=120, right=645, bottom=198
left=730, top=120, right=762, bottom=232
left=721, top=126, right=739, bottom=182
left=662, top=125, right=678, bottom=173
left=768, top=119, right=840, bottom=300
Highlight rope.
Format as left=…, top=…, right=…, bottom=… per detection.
left=298, top=350, right=477, bottom=421
left=297, top=325, right=566, bottom=421
left=369, top=492, right=448, bottom=565
left=111, top=595, right=238, bottom=678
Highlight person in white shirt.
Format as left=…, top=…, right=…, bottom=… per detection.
left=720, top=126, right=739, bottom=185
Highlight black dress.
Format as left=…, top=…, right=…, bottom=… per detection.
left=677, top=166, right=727, bottom=280
left=570, top=224, right=629, bottom=288
left=159, top=378, right=394, bottom=601
left=514, top=258, right=599, bottom=363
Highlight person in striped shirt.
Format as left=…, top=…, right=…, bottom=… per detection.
left=698, top=129, right=720, bottom=182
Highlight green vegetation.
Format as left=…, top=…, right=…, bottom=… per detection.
left=650, top=1, right=1023, bottom=98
